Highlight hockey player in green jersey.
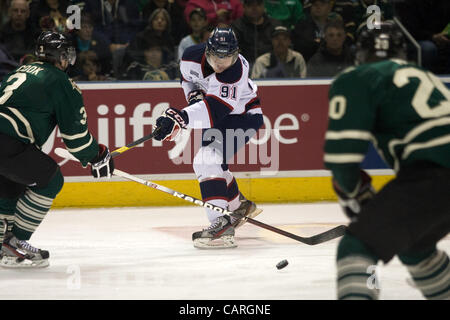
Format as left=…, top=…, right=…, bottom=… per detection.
left=325, top=21, right=450, bottom=299
left=0, top=31, right=114, bottom=268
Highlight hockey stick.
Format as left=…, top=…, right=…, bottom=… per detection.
left=55, top=148, right=346, bottom=245
left=110, top=127, right=160, bottom=158
left=113, top=168, right=347, bottom=245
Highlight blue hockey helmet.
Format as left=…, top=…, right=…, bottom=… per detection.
left=206, top=27, right=239, bottom=59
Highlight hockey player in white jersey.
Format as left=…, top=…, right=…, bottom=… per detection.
left=154, top=27, right=264, bottom=248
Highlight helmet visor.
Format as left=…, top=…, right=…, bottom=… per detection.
left=66, top=47, right=76, bottom=66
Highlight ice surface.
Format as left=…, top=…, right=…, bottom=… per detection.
left=0, top=203, right=447, bottom=300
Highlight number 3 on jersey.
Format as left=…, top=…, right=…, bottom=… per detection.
left=0, top=73, right=27, bottom=104
left=220, top=84, right=237, bottom=100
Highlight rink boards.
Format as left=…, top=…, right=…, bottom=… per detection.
left=49, top=77, right=450, bottom=207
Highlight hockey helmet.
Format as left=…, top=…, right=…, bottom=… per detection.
left=355, top=20, right=407, bottom=65
left=35, top=31, right=76, bottom=67
left=206, top=27, right=239, bottom=72
left=206, top=27, right=239, bottom=58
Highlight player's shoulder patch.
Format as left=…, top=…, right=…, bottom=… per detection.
left=181, top=43, right=207, bottom=64
left=216, top=57, right=243, bottom=84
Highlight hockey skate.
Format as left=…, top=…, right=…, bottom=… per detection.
left=230, top=193, right=263, bottom=229
left=192, top=215, right=237, bottom=249
left=0, top=232, right=50, bottom=268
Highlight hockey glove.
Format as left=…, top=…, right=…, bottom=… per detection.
left=153, top=108, right=188, bottom=141
left=333, top=170, right=375, bottom=221
left=90, top=144, right=114, bottom=178
left=187, top=89, right=205, bottom=105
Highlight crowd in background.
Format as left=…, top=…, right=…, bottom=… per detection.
left=0, top=0, right=449, bottom=82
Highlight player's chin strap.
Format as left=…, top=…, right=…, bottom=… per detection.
left=55, top=147, right=347, bottom=246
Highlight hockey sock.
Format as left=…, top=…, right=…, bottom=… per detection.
left=0, top=197, right=19, bottom=233
left=199, top=178, right=229, bottom=223
left=399, top=249, right=450, bottom=300
left=12, top=189, right=54, bottom=240
left=12, top=170, right=63, bottom=240
left=336, top=233, right=380, bottom=300
left=223, top=171, right=240, bottom=211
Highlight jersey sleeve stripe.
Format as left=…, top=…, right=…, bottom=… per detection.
left=402, top=134, right=450, bottom=160
left=66, top=134, right=94, bottom=153
left=388, top=116, right=450, bottom=170
left=0, top=112, right=34, bottom=143
left=60, top=129, right=89, bottom=140
left=7, top=107, right=35, bottom=143
left=324, top=153, right=365, bottom=163
left=325, top=130, right=374, bottom=141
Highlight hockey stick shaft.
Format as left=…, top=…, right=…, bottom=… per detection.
left=110, top=128, right=160, bottom=158
left=55, top=148, right=346, bottom=245
left=113, top=169, right=346, bottom=245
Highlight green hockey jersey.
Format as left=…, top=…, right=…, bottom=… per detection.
left=0, top=61, right=98, bottom=166
left=324, top=59, right=450, bottom=193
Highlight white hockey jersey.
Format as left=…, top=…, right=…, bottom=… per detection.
left=180, top=43, right=262, bottom=129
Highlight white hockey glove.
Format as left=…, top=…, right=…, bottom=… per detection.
left=90, top=144, right=114, bottom=178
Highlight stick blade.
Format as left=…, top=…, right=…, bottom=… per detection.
left=308, top=225, right=347, bottom=245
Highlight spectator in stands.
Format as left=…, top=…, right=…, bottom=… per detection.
left=72, top=13, right=112, bottom=77
left=322, top=0, right=359, bottom=45
left=178, top=7, right=209, bottom=61
left=72, top=51, right=112, bottom=81
left=142, top=0, right=187, bottom=44
left=251, top=25, right=307, bottom=79
left=123, top=40, right=179, bottom=80
left=0, top=43, right=18, bottom=81
left=292, top=0, right=333, bottom=62
left=395, top=0, right=450, bottom=75
left=232, top=0, right=280, bottom=67
left=0, top=0, right=11, bottom=31
left=120, top=8, right=176, bottom=78
left=307, top=18, right=354, bottom=77
left=82, top=0, right=142, bottom=53
left=264, top=0, right=304, bottom=30
left=0, top=0, right=36, bottom=62
left=30, top=0, right=70, bottom=33
left=38, top=15, right=56, bottom=32
left=184, top=0, right=243, bottom=28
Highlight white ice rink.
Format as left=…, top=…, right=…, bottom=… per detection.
left=1, top=203, right=448, bottom=300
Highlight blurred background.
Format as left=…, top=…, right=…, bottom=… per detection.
left=1, top=0, right=449, bottom=82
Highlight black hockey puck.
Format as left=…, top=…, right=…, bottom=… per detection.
left=276, top=259, right=288, bottom=269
